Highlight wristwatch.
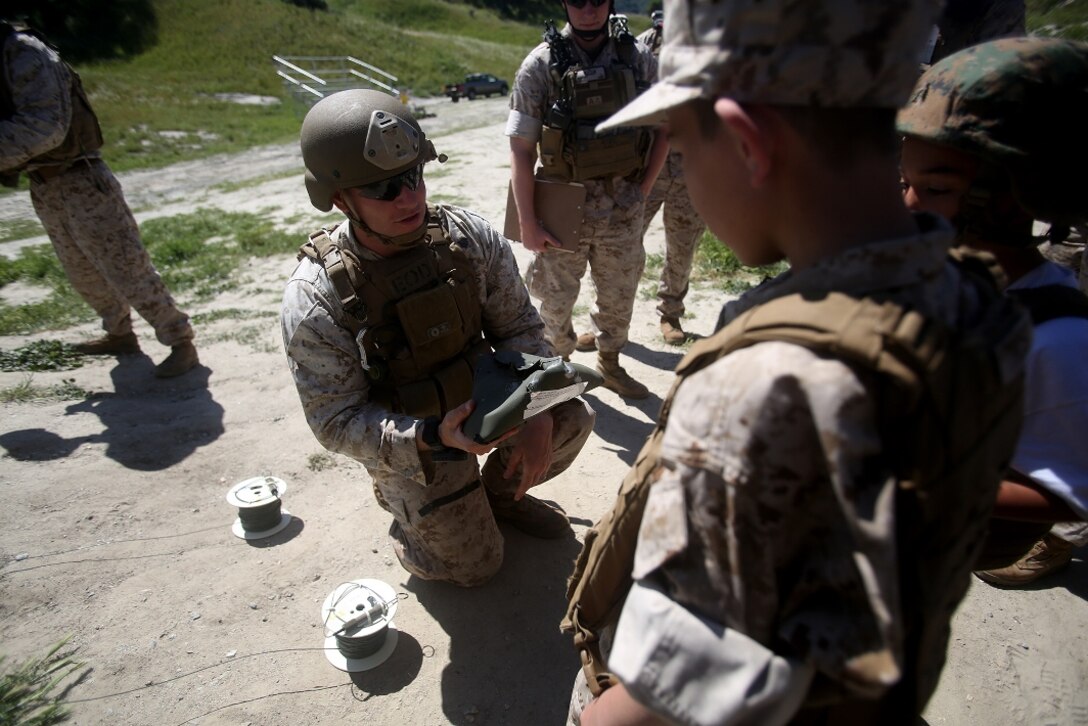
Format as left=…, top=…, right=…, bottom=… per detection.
left=420, top=416, right=467, bottom=462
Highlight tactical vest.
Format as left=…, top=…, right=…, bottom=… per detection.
left=0, top=22, right=104, bottom=173
left=298, top=212, right=488, bottom=418
left=538, top=23, right=652, bottom=183
left=562, top=249, right=1029, bottom=716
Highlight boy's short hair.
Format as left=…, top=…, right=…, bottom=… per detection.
left=598, top=0, right=941, bottom=133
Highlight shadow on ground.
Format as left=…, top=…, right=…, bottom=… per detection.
left=0, top=354, right=224, bottom=470
left=406, top=525, right=583, bottom=725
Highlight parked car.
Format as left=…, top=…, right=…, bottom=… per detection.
left=443, top=73, right=509, bottom=102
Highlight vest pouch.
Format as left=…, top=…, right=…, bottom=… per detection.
left=569, top=66, right=636, bottom=120
left=540, top=126, right=573, bottom=182
left=569, top=127, right=645, bottom=182
left=396, top=284, right=466, bottom=369
left=432, top=356, right=474, bottom=412
left=396, top=379, right=442, bottom=418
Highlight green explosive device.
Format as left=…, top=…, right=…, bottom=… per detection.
left=462, top=351, right=603, bottom=444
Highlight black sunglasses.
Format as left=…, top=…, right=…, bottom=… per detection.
left=565, top=0, right=609, bottom=8
left=355, top=164, right=424, bottom=202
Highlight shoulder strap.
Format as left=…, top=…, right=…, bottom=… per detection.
left=298, top=228, right=367, bottom=331
left=1008, top=284, right=1088, bottom=325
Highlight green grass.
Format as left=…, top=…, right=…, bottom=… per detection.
left=0, top=340, right=84, bottom=372
left=0, top=208, right=297, bottom=336
left=1027, top=0, right=1088, bottom=41
left=0, top=638, right=85, bottom=724
left=693, top=232, right=789, bottom=294
left=0, top=220, right=46, bottom=243
left=0, top=377, right=91, bottom=403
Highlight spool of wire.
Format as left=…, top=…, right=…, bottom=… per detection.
left=321, top=578, right=400, bottom=673
left=225, top=476, right=292, bottom=540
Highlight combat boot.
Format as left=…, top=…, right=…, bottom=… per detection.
left=597, top=351, right=649, bottom=399
left=575, top=332, right=597, bottom=352
left=975, top=533, right=1074, bottom=586
left=660, top=316, right=686, bottom=345
left=487, top=491, right=570, bottom=539
left=72, top=332, right=140, bottom=355
left=155, top=342, right=199, bottom=378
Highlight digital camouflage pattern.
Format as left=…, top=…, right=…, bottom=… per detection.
left=281, top=206, right=594, bottom=585
left=636, top=24, right=707, bottom=323
left=1, top=29, right=192, bottom=347
left=606, top=214, right=1029, bottom=721
left=598, top=0, right=942, bottom=131
left=641, top=150, right=705, bottom=321
left=509, top=27, right=657, bottom=356
left=897, top=37, right=1088, bottom=226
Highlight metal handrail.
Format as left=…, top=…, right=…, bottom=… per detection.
left=272, top=55, right=402, bottom=106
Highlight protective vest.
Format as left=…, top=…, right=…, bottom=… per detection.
left=0, top=23, right=104, bottom=174
left=298, top=211, right=488, bottom=418
left=538, top=21, right=652, bottom=183
left=562, top=249, right=1029, bottom=716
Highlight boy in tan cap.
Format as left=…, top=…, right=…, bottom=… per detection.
left=562, top=1, right=1031, bottom=724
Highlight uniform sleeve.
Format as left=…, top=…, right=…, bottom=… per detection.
left=507, top=45, right=550, bottom=141
left=610, top=341, right=903, bottom=723
left=0, top=33, right=73, bottom=172
left=280, top=262, right=428, bottom=486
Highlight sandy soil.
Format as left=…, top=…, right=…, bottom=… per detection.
left=0, top=95, right=1085, bottom=726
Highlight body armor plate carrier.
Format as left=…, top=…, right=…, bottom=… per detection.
left=298, top=212, right=488, bottom=418
left=562, top=248, right=1029, bottom=717
left=539, top=20, right=651, bottom=183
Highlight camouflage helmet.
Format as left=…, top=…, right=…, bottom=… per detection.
left=301, top=89, right=438, bottom=212
left=897, top=37, right=1088, bottom=225
left=598, top=0, right=942, bottom=132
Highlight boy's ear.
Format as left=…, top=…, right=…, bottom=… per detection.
left=330, top=189, right=348, bottom=215
left=715, top=97, right=772, bottom=187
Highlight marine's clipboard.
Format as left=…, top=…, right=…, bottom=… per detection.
left=503, top=179, right=585, bottom=252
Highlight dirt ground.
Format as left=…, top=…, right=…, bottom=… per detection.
left=0, top=95, right=1085, bottom=726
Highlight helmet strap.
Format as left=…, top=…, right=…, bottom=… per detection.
left=565, top=2, right=612, bottom=42
left=344, top=204, right=430, bottom=251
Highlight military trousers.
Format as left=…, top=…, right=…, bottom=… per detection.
left=641, top=152, right=706, bottom=321
left=526, top=193, right=645, bottom=357
left=372, top=398, right=595, bottom=587
left=29, top=158, right=193, bottom=347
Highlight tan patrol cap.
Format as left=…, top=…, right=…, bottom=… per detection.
left=598, top=0, right=942, bottom=132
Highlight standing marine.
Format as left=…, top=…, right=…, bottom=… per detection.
left=507, top=0, right=669, bottom=400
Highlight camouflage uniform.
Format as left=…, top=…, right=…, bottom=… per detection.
left=0, top=29, right=192, bottom=348
left=506, top=27, right=657, bottom=357
left=636, top=25, right=706, bottom=324
left=564, top=1, right=1031, bottom=723
left=281, top=207, right=594, bottom=586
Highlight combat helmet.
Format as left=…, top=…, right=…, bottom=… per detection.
left=301, top=89, right=440, bottom=214
left=897, top=37, right=1088, bottom=231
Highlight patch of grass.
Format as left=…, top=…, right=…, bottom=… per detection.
left=0, top=377, right=90, bottom=403
left=307, top=452, right=337, bottom=472
left=0, top=219, right=46, bottom=243
left=1027, top=0, right=1088, bottom=40
left=693, top=233, right=788, bottom=294
left=191, top=308, right=278, bottom=324
left=0, top=638, right=84, bottom=725
left=0, top=340, right=84, bottom=372
left=0, top=208, right=297, bottom=336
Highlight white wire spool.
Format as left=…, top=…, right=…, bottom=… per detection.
left=225, top=476, right=292, bottom=540
left=320, top=578, right=400, bottom=673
